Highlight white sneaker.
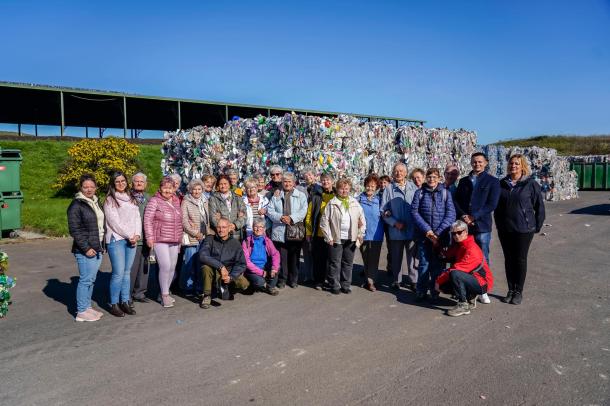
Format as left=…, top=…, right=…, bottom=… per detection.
left=479, top=293, right=491, bottom=304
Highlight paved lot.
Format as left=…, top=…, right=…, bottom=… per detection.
left=1, top=192, right=609, bottom=405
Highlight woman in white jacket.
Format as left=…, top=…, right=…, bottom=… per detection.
left=320, top=178, right=366, bottom=294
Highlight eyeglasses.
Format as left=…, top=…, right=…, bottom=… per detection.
left=451, top=230, right=466, bottom=236
left=271, top=173, right=282, bottom=176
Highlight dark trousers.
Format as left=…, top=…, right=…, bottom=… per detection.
left=360, top=241, right=382, bottom=283
left=389, top=239, right=414, bottom=284
left=245, top=267, right=279, bottom=289
left=449, top=270, right=483, bottom=302
left=498, top=231, right=534, bottom=293
left=276, top=241, right=302, bottom=286
left=328, top=240, right=356, bottom=290
left=312, top=236, right=330, bottom=284
left=384, top=225, right=392, bottom=272
left=130, top=245, right=149, bottom=300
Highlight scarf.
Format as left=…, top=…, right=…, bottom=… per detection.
left=132, top=191, right=146, bottom=205
left=220, top=192, right=232, bottom=211
left=75, top=192, right=105, bottom=243
left=337, top=195, right=350, bottom=210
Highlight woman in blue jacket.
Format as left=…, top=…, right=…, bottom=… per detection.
left=494, top=154, right=545, bottom=305
left=358, top=174, right=385, bottom=291
left=411, top=168, right=456, bottom=302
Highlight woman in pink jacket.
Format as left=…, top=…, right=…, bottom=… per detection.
left=144, top=177, right=182, bottom=308
left=104, top=171, right=142, bottom=317
left=241, top=218, right=280, bottom=296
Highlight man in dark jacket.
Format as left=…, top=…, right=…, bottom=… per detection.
left=454, top=153, right=500, bottom=264
left=198, top=217, right=249, bottom=308
left=454, top=153, right=500, bottom=304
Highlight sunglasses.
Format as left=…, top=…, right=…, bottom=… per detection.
left=451, top=230, right=466, bottom=236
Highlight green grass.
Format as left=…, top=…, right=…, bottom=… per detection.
left=0, top=139, right=163, bottom=236
left=494, top=135, right=610, bottom=155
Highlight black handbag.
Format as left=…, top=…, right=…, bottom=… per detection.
left=285, top=221, right=305, bottom=242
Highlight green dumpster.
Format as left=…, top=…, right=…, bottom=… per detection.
left=0, top=191, right=23, bottom=237
left=570, top=161, right=610, bottom=190
left=0, top=149, right=23, bottom=193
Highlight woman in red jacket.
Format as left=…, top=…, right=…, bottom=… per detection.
left=435, top=220, right=494, bottom=317
left=144, top=177, right=182, bottom=308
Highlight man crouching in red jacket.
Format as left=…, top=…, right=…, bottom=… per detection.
left=435, top=220, right=494, bottom=317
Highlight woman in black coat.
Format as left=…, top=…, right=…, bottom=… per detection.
left=67, top=174, right=106, bottom=322
left=494, top=154, right=545, bottom=305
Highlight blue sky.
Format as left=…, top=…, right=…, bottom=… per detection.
left=1, top=0, right=609, bottom=144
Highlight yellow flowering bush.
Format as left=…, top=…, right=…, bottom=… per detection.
left=54, top=138, right=140, bottom=192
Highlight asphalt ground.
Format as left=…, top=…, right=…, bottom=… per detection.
left=1, top=191, right=609, bottom=405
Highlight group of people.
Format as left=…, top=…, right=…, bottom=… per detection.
left=67, top=152, right=545, bottom=322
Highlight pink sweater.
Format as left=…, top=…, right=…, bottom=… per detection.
left=103, top=192, right=142, bottom=244
left=143, top=192, right=182, bottom=244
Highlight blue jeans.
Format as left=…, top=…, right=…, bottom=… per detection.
left=74, top=252, right=103, bottom=313
left=108, top=238, right=137, bottom=304
left=450, top=270, right=483, bottom=302
left=474, top=232, right=491, bottom=265
left=416, top=240, right=444, bottom=295
left=245, top=267, right=278, bottom=289
left=179, top=245, right=200, bottom=293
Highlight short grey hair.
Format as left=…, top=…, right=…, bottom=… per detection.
left=225, top=168, right=239, bottom=176
left=132, top=172, right=147, bottom=182
left=252, top=218, right=266, bottom=228
left=170, top=173, right=182, bottom=183
left=392, top=162, right=407, bottom=172
left=269, top=165, right=283, bottom=175
left=301, top=167, right=315, bottom=177
left=450, top=220, right=468, bottom=232
left=243, top=178, right=258, bottom=190
left=282, top=172, right=296, bottom=182
left=187, top=178, right=205, bottom=193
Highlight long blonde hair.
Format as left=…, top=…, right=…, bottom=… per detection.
left=507, top=154, right=531, bottom=177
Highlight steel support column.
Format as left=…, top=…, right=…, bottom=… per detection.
left=177, top=101, right=182, bottom=130
left=123, top=96, right=127, bottom=138
left=60, top=91, right=65, bottom=137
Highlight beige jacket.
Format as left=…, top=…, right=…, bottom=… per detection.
left=319, top=196, right=366, bottom=244
left=181, top=194, right=210, bottom=245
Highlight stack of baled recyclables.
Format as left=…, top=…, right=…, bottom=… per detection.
left=0, top=148, right=23, bottom=238
left=161, top=113, right=477, bottom=194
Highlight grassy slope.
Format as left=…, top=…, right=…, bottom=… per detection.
left=0, top=139, right=163, bottom=236
left=494, top=135, right=610, bottom=155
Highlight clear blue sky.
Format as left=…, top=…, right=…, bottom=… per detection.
left=1, top=0, right=609, bottom=144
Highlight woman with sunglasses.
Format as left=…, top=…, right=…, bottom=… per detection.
left=411, top=168, right=456, bottom=302
left=435, top=220, right=494, bottom=317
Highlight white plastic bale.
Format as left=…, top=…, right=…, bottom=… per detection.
left=162, top=114, right=479, bottom=194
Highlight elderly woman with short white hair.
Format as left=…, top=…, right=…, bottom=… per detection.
left=435, top=220, right=494, bottom=317
left=242, top=178, right=269, bottom=236
left=179, top=178, right=209, bottom=295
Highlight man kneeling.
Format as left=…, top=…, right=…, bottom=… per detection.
left=435, top=220, right=494, bottom=317
left=242, top=218, right=280, bottom=296
left=198, top=217, right=249, bottom=308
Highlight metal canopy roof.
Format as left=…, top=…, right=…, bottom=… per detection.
left=0, top=81, right=425, bottom=137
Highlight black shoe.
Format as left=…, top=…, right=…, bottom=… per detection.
left=133, top=296, right=150, bottom=304
left=109, top=304, right=125, bottom=317
left=429, top=294, right=439, bottom=304
left=415, top=292, right=427, bottom=302
left=501, top=291, right=514, bottom=303
left=340, top=287, right=352, bottom=294
left=120, top=302, right=136, bottom=315
left=330, top=288, right=341, bottom=295
left=288, top=283, right=298, bottom=289
left=510, top=291, right=522, bottom=305
left=314, top=283, right=323, bottom=291
left=277, top=282, right=286, bottom=289
left=391, top=282, right=400, bottom=290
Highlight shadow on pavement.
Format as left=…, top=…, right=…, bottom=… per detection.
left=569, top=204, right=610, bottom=215
left=42, top=272, right=111, bottom=316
